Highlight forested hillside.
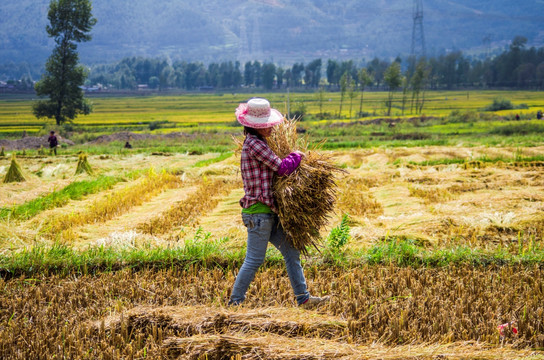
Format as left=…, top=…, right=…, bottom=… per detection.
left=1, top=0, right=543, bottom=68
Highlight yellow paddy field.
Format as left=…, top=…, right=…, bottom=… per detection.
left=1, top=90, right=544, bottom=129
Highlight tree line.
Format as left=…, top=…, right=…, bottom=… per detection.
left=86, top=36, right=544, bottom=92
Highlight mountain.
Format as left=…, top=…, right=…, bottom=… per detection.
left=1, top=0, right=543, bottom=67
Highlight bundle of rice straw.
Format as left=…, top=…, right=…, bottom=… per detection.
left=75, top=153, right=93, bottom=175
left=3, top=153, right=26, bottom=183
left=268, top=119, right=346, bottom=254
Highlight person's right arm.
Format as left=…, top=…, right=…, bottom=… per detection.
left=249, top=139, right=302, bottom=176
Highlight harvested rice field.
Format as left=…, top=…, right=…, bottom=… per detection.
left=1, top=145, right=544, bottom=359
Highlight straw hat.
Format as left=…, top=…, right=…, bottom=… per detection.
left=235, top=98, right=284, bottom=129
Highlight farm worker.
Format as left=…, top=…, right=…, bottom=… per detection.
left=48, top=130, right=58, bottom=155
left=229, top=98, right=330, bottom=308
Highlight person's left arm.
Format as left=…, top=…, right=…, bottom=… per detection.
left=277, top=152, right=302, bottom=176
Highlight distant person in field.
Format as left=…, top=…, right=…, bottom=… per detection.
left=228, top=98, right=330, bottom=308
left=515, top=114, right=520, bottom=121
left=537, top=110, right=542, bottom=120
left=124, top=141, right=132, bottom=149
left=48, top=130, right=58, bottom=155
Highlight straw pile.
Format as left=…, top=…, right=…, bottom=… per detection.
left=3, top=153, right=26, bottom=183
left=268, top=119, right=345, bottom=254
left=75, top=153, right=93, bottom=175
left=0, top=146, right=5, bottom=157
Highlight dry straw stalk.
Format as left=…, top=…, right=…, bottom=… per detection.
left=138, top=178, right=237, bottom=235
left=3, top=153, right=26, bottom=183
left=75, top=153, right=93, bottom=175
left=268, top=119, right=346, bottom=254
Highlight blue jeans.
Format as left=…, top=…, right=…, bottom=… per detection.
left=229, top=213, right=310, bottom=305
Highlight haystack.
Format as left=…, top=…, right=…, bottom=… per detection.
left=268, top=119, right=345, bottom=254
left=0, top=147, right=5, bottom=157
left=75, top=153, right=93, bottom=175
left=3, top=153, right=26, bottom=183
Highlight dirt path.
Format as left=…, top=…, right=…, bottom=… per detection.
left=75, top=184, right=199, bottom=248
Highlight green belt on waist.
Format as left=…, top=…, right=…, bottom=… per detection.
left=242, top=202, right=273, bottom=214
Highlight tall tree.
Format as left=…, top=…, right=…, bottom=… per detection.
left=536, top=63, right=544, bottom=89
left=348, top=78, right=357, bottom=119
left=261, top=62, right=276, bottom=90
left=33, top=0, right=97, bottom=125
left=283, top=69, right=293, bottom=88
left=291, top=63, right=304, bottom=87
left=243, top=61, right=253, bottom=86
left=357, top=68, right=373, bottom=117
left=339, top=72, right=350, bottom=118
left=183, top=62, right=205, bottom=90
left=410, top=60, right=426, bottom=114
left=315, top=86, right=326, bottom=117
left=233, top=61, right=242, bottom=88
left=367, top=57, right=389, bottom=88
left=440, top=51, right=463, bottom=89
left=400, top=75, right=409, bottom=115
left=275, top=67, right=284, bottom=88
left=326, top=59, right=340, bottom=86
left=304, top=58, right=322, bottom=88
left=383, top=62, right=402, bottom=116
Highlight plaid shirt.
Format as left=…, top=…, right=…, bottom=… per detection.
left=239, top=134, right=282, bottom=212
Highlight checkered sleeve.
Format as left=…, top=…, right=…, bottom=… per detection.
left=248, top=138, right=282, bottom=171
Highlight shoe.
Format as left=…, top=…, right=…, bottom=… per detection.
left=300, top=295, right=330, bottom=309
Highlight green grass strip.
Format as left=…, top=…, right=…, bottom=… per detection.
left=406, top=154, right=544, bottom=167
left=488, top=123, right=544, bottom=136
left=358, top=237, right=544, bottom=267
left=192, top=152, right=234, bottom=168
left=0, top=175, right=125, bottom=220
left=0, top=241, right=249, bottom=279
left=1, top=237, right=544, bottom=279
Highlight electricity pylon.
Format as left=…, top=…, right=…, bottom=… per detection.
left=411, top=0, right=426, bottom=59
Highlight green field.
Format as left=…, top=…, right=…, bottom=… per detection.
left=1, top=90, right=543, bottom=128
left=1, top=90, right=544, bottom=155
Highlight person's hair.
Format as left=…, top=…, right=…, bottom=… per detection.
left=244, top=126, right=263, bottom=140
left=50, top=131, right=55, bottom=134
